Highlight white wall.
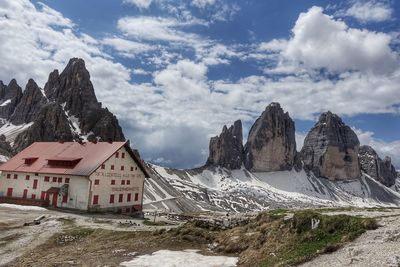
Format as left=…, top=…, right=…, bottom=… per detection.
left=88, top=146, right=146, bottom=212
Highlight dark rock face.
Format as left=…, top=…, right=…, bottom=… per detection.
left=13, top=103, right=74, bottom=152
left=0, top=79, right=23, bottom=120
left=206, top=120, right=244, bottom=169
left=301, top=111, right=361, bottom=180
left=10, top=79, right=47, bottom=125
left=0, top=134, right=12, bottom=159
left=359, top=145, right=397, bottom=187
left=244, top=103, right=296, bottom=172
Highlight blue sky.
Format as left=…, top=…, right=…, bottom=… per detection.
left=0, top=0, right=399, bottom=168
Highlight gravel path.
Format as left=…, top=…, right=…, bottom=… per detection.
left=300, top=210, right=400, bottom=267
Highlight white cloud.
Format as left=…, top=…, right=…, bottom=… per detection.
left=102, top=37, right=154, bottom=57
left=344, top=0, right=393, bottom=23
left=354, top=128, right=400, bottom=169
left=192, top=0, right=216, bottom=9
left=123, top=0, right=152, bottom=9
left=281, top=6, right=398, bottom=74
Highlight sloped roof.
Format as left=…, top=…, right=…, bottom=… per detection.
left=0, top=141, right=149, bottom=177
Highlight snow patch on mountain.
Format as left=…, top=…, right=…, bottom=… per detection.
left=0, top=122, right=33, bottom=143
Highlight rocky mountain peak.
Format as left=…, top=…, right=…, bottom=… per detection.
left=10, top=79, right=47, bottom=125
left=359, top=145, right=397, bottom=187
left=301, top=111, right=361, bottom=180
left=244, top=102, right=297, bottom=172
left=206, top=120, right=244, bottom=169
left=0, top=79, right=23, bottom=120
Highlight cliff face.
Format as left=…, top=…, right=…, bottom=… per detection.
left=301, top=111, right=361, bottom=180
left=206, top=120, right=244, bottom=169
left=359, top=145, right=397, bottom=187
left=0, top=79, right=23, bottom=120
left=244, top=103, right=296, bottom=172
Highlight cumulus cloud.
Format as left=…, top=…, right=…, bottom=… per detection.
left=192, top=0, right=216, bottom=9
left=343, top=0, right=393, bottom=23
left=123, top=0, right=152, bottom=9
left=102, top=37, right=154, bottom=57
left=281, top=6, right=398, bottom=74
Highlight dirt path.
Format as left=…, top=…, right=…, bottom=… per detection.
left=300, top=209, right=400, bottom=267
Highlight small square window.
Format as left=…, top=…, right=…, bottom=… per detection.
left=94, top=179, right=100, bottom=185
left=121, top=180, right=125, bottom=185
left=111, top=165, right=114, bottom=170
left=25, top=175, right=30, bottom=180
left=44, top=176, right=50, bottom=182
left=65, top=178, right=70, bottom=184
left=52, top=177, right=57, bottom=182
left=127, top=180, right=130, bottom=185
left=122, top=153, right=125, bottom=159
left=130, top=167, right=134, bottom=171
left=6, top=174, right=10, bottom=179
left=135, top=167, right=138, bottom=170
left=13, top=174, right=18, bottom=179
left=115, top=152, right=119, bottom=158
left=111, top=179, right=115, bottom=185
left=121, top=165, right=124, bottom=171
left=101, top=164, right=105, bottom=170
left=58, top=177, right=62, bottom=183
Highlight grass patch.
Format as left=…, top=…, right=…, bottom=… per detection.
left=143, top=218, right=167, bottom=226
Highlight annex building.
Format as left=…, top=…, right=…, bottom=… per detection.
left=0, top=141, right=149, bottom=215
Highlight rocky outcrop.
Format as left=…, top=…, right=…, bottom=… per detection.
left=0, top=79, right=23, bottom=120
left=13, top=103, right=73, bottom=152
left=359, top=145, right=397, bottom=187
left=0, top=134, right=12, bottom=158
left=244, top=103, right=296, bottom=172
left=206, top=120, right=244, bottom=169
left=301, top=111, right=361, bottom=180
left=10, top=79, right=47, bottom=125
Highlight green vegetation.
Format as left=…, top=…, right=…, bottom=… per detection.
left=143, top=218, right=168, bottom=226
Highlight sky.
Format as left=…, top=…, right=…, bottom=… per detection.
left=0, top=0, right=399, bottom=169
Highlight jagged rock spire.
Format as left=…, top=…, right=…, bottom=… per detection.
left=301, top=111, right=361, bottom=180
left=206, top=120, right=244, bottom=169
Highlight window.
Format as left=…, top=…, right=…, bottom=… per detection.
left=6, top=173, right=10, bottom=179
left=93, top=195, right=99, bottom=205
left=52, top=177, right=57, bottom=182
left=118, top=194, right=123, bottom=203
left=6, top=188, right=13, bottom=197
left=115, top=152, right=119, bottom=158
left=65, top=178, right=70, bottom=184
left=33, top=179, right=38, bottom=189
left=58, top=177, right=62, bottom=183
left=31, top=194, right=36, bottom=199
left=101, top=164, right=105, bottom=170
left=111, top=179, right=115, bottom=185
left=134, top=193, right=139, bottom=201
left=130, top=167, right=134, bottom=171
left=135, top=167, right=138, bottom=170
left=13, top=174, right=18, bottom=179
left=121, top=180, right=125, bottom=185
left=127, top=193, right=131, bottom=202
left=121, top=165, right=124, bottom=171
left=94, top=179, right=100, bottom=185
left=122, top=153, right=125, bottom=159
left=25, top=175, right=30, bottom=180
left=41, top=191, right=46, bottom=200
left=62, top=195, right=68, bottom=203
left=44, top=176, right=50, bottom=182
left=23, top=189, right=28, bottom=199
left=127, top=180, right=130, bottom=185
left=109, top=194, right=114, bottom=203
left=111, top=165, right=114, bottom=170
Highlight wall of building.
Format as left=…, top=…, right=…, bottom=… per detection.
left=0, top=172, right=90, bottom=210
left=88, top=146, right=146, bottom=214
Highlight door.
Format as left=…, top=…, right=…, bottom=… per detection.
left=22, top=189, right=28, bottom=199
left=6, top=188, right=13, bottom=197
left=52, top=193, right=58, bottom=207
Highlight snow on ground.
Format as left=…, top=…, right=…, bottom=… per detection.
left=0, top=99, right=11, bottom=107
left=120, top=250, right=238, bottom=267
left=145, top=165, right=400, bottom=212
left=0, top=203, right=47, bottom=211
left=0, top=122, right=33, bottom=143
left=0, top=154, right=9, bottom=162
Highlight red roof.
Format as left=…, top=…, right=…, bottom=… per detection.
left=0, top=142, right=149, bottom=177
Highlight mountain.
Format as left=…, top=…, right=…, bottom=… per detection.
left=0, top=58, right=125, bottom=156
left=143, top=105, right=400, bottom=213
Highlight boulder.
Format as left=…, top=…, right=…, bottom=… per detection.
left=301, top=111, right=361, bottom=180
